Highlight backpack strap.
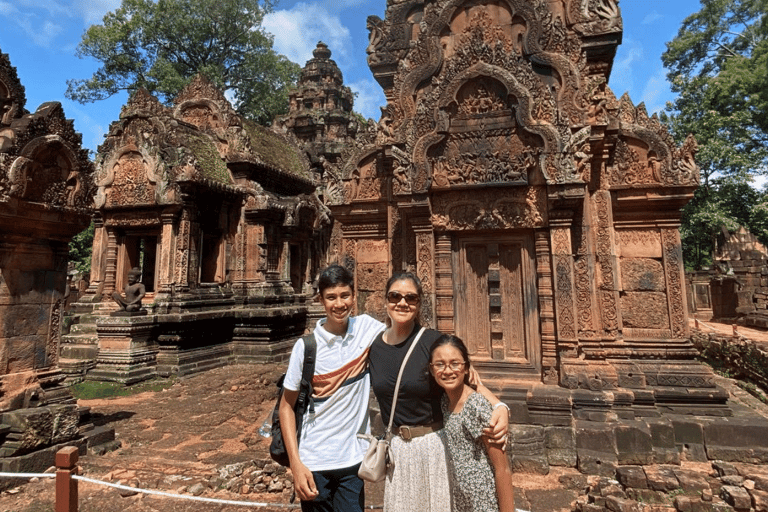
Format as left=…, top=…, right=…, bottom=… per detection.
left=296, top=333, right=317, bottom=415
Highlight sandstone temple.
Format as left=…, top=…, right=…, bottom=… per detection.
left=2, top=0, right=768, bottom=479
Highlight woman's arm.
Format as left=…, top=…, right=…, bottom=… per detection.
left=468, top=367, right=509, bottom=443
left=473, top=380, right=509, bottom=446
left=483, top=437, right=516, bottom=512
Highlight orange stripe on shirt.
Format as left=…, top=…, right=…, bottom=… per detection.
left=312, top=348, right=370, bottom=399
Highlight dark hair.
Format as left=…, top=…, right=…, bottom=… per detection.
left=429, top=334, right=472, bottom=385
left=317, top=264, right=354, bottom=295
left=385, top=271, right=423, bottom=298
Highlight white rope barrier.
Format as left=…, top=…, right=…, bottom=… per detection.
left=0, top=472, right=55, bottom=479
left=0, top=471, right=386, bottom=509
left=72, top=475, right=301, bottom=508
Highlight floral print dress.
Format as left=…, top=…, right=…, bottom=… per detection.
left=439, top=391, right=500, bottom=512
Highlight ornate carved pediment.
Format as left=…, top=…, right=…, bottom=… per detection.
left=606, top=93, right=699, bottom=188
left=567, top=0, right=623, bottom=36
left=0, top=51, right=26, bottom=127
left=98, top=140, right=160, bottom=208
left=431, top=186, right=546, bottom=230
left=1, top=100, right=95, bottom=210
left=344, top=151, right=383, bottom=202
left=121, top=88, right=171, bottom=119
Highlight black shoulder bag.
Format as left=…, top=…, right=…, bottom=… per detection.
left=269, top=333, right=317, bottom=467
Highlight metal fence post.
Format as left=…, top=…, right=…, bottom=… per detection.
left=55, top=446, right=79, bottom=512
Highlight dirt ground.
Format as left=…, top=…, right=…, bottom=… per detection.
left=0, top=320, right=766, bottom=512
left=0, top=364, right=582, bottom=512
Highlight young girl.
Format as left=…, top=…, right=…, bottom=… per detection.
left=429, top=334, right=515, bottom=512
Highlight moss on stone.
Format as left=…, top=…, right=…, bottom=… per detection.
left=186, top=134, right=230, bottom=183
left=242, top=120, right=308, bottom=179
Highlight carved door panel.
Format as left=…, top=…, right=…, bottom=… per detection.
left=454, top=235, right=540, bottom=375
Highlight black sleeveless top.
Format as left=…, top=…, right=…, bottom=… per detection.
left=369, top=324, right=444, bottom=428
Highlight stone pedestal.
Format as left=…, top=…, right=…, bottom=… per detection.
left=90, top=315, right=159, bottom=384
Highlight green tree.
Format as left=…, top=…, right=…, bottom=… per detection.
left=66, top=0, right=301, bottom=125
left=662, top=0, right=768, bottom=267
left=69, top=221, right=95, bottom=274
left=662, top=0, right=768, bottom=178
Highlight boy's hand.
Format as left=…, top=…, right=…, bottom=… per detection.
left=292, top=462, right=319, bottom=501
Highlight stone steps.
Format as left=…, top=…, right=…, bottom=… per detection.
left=61, top=332, right=99, bottom=345
left=68, top=322, right=97, bottom=334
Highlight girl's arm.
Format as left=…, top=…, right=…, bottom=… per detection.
left=483, top=437, right=515, bottom=512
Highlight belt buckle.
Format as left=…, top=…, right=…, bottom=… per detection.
left=400, top=426, right=413, bottom=441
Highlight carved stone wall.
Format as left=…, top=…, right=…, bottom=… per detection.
left=327, top=0, right=707, bottom=411
left=0, top=49, right=95, bottom=411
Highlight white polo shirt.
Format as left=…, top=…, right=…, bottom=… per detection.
left=283, top=314, right=385, bottom=471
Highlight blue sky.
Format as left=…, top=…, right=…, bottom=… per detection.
left=0, top=0, right=703, bottom=154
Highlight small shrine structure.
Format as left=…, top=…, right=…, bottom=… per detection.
left=273, top=42, right=362, bottom=170
left=62, top=76, right=330, bottom=383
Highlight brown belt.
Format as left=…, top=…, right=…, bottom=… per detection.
left=393, top=423, right=442, bottom=441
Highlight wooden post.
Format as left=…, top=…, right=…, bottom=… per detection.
left=55, top=446, right=79, bottom=512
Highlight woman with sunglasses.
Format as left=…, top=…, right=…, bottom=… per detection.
left=368, top=271, right=509, bottom=512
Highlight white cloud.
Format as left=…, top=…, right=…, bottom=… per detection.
left=348, top=78, right=385, bottom=120
left=72, top=0, right=121, bottom=25
left=608, top=39, right=643, bottom=99
left=0, top=2, right=19, bottom=17
left=12, top=0, right=68, bottom=17
left=264, top=3, right=352, bottom=66
left=0, top=4, right=64, bottom=48
left=639, top=66, right=671, bottom=116
left=34, top=21, right=65, bottom=47
left=642, top=11, right=663, bottom=25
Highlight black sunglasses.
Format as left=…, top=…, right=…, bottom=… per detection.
left=387, top=291, right=420, bottom=305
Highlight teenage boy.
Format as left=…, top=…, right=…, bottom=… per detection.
left=279, top=264, right=385, bottom=512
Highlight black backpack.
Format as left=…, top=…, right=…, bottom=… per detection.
left=269, top=333, right=317, bottom=466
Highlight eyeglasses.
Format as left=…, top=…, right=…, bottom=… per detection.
left=430, top=361, right=466, bottom=372
left=387, top=291, right=420, bottom=305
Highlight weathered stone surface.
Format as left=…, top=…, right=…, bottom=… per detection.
left=616, top=466, right=648, bottom=490
left=605, top=495, right=641, bottom=512
left=644, top=465, right=680, bottom=492
left=720, top=485, right=751, bottom=511
left=674, top=469, right=711, bottom=493
left=620, top=292, right=670, bottom=329
left=620, top=259, right=665, bottom=292
left=615, top=421, right=654, bottom=465
left=1, top=404, right=79, bottom=456
left=545, top=426, right=577, bottom=467
left=705, top=418, right=768, bottom=463
left=751, top=489, right=768, bottom=512
left=508, top=424, right=549, bottom=474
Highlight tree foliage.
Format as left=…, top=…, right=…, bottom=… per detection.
left=66, top=0, right=301, bottom=125
left=662, top=0, right=768, bottom=268
left=662, top=0, right=768, bottom=180
left=69, top=221, right=95, bottom=274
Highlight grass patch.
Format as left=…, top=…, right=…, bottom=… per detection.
left=70, top=378, right=175, bottom=400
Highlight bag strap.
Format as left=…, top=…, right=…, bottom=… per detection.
left=385, top=326, right=426, bottom=435
left=297, top=333, right=316, bottom=414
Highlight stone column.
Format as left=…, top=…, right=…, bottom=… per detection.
left=156, top=210, right=178, bottom=295
left=103, top=227, right=119, bottom=300
left=413, top=225, right=435, bottom=329
left=661, top=227, right=689, bottom=339
left=592, top=190, right=622, bottom=339
left=434, top=233, right=454, bottom=333
left=82, top=216, right=107, bottom=301
left=534, top=230, right=558, bottom=385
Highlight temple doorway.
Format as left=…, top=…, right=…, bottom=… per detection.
left=453, top=234, right=541, bottom=377
left=117, top=233, right=158, bottom=294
